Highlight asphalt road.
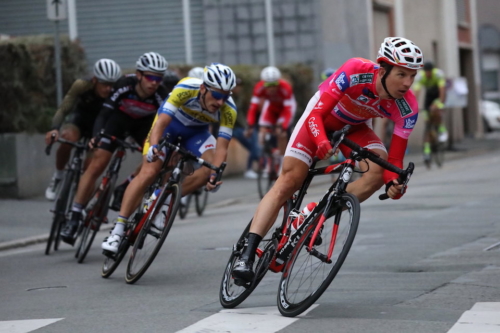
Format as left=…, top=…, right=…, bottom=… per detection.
left=1, top=136, right=500, bottom=333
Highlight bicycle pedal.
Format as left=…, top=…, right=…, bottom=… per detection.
left=102, top=250, right=116, bottom=259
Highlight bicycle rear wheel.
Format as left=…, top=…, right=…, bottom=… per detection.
left=257, top=154, right=275, bottom=199
left=195, top=188, right=208, bottom=216
left=277, top=193, right=360, bottom=317
left=220, top=201, right=289, bottom=308
left=125, top=183, right=181, bottom=284
left=46, top=170, right=74, bottom=255
left=433, top=142, right=445, bottom=168
left=178, top=193, right=191, bottom=219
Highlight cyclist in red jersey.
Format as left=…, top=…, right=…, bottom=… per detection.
left=233, top=37, right=424, bottom=282
left=246, top=66, right=296, bottom=172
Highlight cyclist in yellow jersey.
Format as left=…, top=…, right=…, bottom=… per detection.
left=412, top=61, right=447, bottom=162
left=102, top=63, right=238, bottom=253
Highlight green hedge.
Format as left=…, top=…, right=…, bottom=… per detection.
left=0, top=35, right=86, bottom=133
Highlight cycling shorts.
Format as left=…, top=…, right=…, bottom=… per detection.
left=285, top=91, right=386, bottom=166
left=143, top=116, right=216, bottom=158
left=98, top=111, right=154, bottom=152
left=258, top=100, right=295, bottom=130
left=65, top=109, right=99, bottom=138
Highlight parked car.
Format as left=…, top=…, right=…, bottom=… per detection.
left=481, top=100, right=500, bottom=132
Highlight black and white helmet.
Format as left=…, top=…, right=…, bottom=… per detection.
left=203, top=63, right=236, bottom=91
left=136, top=52, right=168, bottom=74
left=93, top=58, right=122, bottom=82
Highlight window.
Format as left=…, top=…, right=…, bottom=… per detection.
left=483, top=70, right=499, bottom=92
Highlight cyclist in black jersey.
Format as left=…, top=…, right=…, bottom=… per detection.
left=60, top=52, right=169, bottom=244
left=44, top=59, right=122, bottom=200
left=109, top=69, right=182, bottom=211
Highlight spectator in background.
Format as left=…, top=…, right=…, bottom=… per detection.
left=231, top=77, right=260, bottom=179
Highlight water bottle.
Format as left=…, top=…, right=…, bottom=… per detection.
left=290, top=202, right=317, bottom=235
left=143, top=188, right=161, bottom=213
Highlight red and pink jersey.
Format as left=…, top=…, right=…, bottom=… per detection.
left=303, top=57, right=419, bottom=183
left=317, top=57, right=418, bottom=140
left=247, top=79, right=296, bottom=128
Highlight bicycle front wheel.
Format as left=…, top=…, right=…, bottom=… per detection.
left=125, top=183, right=181, bottom=284
left=76, top=175, right=116, bottom=263
left=277, top=193, right=360, bottom=317
left=46, top=170, right=75, bottom=255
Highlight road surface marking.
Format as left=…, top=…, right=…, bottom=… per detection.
left=447, top=302, right=500, bottom=332
left=176, top=305, right=318, bottom=333
left=0, top=318, right=63, bottom=333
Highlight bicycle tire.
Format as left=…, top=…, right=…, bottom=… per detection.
left=220, top=201, right=289, bottom=308
left=101, top=212, right=143, bottom=279
left=125, top=183, right=181, bottom=284
left=277, top=193, right=360, bottom=317
left=433, top=142, right=445, bottom=168
left=257, top=154, right=275, bottom=199
left=57, top=171, right=79, bottom=252
left=178, top=193, right=191, bottom=219
left=45, top=170, right=74, bottom=255
left=77, top=176, right=115, bottom=263
left=195, top=189, right=208, bottom=216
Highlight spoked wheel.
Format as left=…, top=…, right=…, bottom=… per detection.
left=220, top=201, right=289, bottom=308
left=178, top=194, right=191, bottom=219
left=101, top=213, right=142, bottom=279
left=277, top=193, right=360, bottom=317
left=195, top=188, right=208, bottom=216
left=46, top=171, right=74, bottom=255
left=125, top=183, right=181, bottom=284
left=257, top=154, right=275, bottom=199
left=46, top=214, right=64, bottom=255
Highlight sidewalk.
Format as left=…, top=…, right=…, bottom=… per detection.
left=1, top=133, right=499, bottom=251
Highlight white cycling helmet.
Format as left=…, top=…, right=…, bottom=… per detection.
left=260, top=66, right=281, bottom=82
left=136, top=52, right=168, bottom=74
left=377, top=37, right=423, bottom=70
left=203, top=63, right=236, bottom=91
left=187, top=67, right=204, bottom=79
left=93, top=58, right=122, bottom=82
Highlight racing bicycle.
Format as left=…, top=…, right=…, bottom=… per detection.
left=257, top=127, right=280, bottom=199
left=178, top=186, right=209, bottom=219
left=45, top=137, right=87, bottom=255
left=74, top=133, right=141, bottom=263
left=219, top=125, right=414, bottom=317
left=101, top=136, right=226, bottom=283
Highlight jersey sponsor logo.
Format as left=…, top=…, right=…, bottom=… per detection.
left=403, top=113, right=418, bottom=129
left=335, top=72, right=349, bottom=92
left=308, top=117, right=320, bottom=137
left=357, top=95, right=369, bottom=103
left=296, top=142, right=313, bottom=154
left=396, top=98, right=413, bottom=117
left=205, top=144, right=215, bottom=149
left=313, top=100, right=324, bottom=110
left=350, top=73, right=374, bottom=86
